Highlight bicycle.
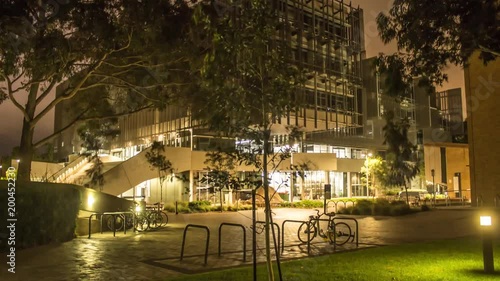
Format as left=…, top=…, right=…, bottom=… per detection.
left=146, top=202, right=169, bottom=228
left=297, top=209, right=352, bottom=246
left=106, top=203, right=150, bottom=232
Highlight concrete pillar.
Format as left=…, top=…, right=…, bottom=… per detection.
left=189, top=170, right=194, bottom=202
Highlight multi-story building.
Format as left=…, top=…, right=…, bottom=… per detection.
left=52, top=0, right=460, bottom=204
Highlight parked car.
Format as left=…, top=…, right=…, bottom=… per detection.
left=397, top=190, right=429, bottom=201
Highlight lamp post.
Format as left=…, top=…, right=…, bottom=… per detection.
left=480, top=215, right=494, bottom=273
left=431, top=169, right=435, bottom=207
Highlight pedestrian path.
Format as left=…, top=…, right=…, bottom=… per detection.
left=0, top=208, right=484, bottom=281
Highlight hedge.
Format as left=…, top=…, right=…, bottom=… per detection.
left=0, top=181, right=81, bottom=252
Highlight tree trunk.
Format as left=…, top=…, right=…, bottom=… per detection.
left=17, top=83, right=39, bottom=182
left=263, top=129, right=274, bottom=281
left=404, top=183, right=409, bottom=205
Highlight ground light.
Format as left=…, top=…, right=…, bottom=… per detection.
left=87, top=194, right=95, bottom=208
left=480, top=215, right=494, bottom=273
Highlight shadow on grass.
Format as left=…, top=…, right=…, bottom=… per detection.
left=460, top=269, right=500, bottom=277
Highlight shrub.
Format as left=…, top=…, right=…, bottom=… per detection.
left=390, top=204, right=413, bottom=216
left=421, top=204, right=431, bottom=211
left=188, top=200, right=211, bottom=211
left=0, top=181, right=80, bottom=251
left=290, top=200, right=324, bottom=209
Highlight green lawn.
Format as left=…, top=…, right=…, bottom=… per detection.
left=170, top=237, right=500, bottom=281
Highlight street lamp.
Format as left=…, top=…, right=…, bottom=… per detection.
left=480, top=215, right=494, bottom=273
left=431, top=169, right=435, bottom=207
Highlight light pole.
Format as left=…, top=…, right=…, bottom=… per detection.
left=480, top=215, right=494, bottom=273
left=431, top=169, right=435, bottom=207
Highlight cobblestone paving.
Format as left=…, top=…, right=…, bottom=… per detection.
left=0, top=208, right=482, bottom=281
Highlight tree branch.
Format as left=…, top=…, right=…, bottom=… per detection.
left=2, top=73, right=30, bottom=121
left=33, top=104, right=154, bottom=148
left=478, top=44, right=500, bottom=57
left=35, top=78, right=58, bottom=106
left=30, top=52, right=111, bottom=128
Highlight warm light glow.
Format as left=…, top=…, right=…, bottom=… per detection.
left=368, top=153, right=373, bottom=157
left=16, top=159, right=20, bottom=163
left=480, top=216, right=492, bottom=226
left=87, top=194, right=95, bottom=207
left=135, top=205, right=142, bottom=212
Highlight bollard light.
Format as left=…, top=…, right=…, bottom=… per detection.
left=87, top=194, right=95, bottom=208
left=480, top=215, right=494, bottom=273
left=480, top=216, right=492, bottom=226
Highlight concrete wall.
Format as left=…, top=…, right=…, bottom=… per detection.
left=465, top=53, right=500, bottom=207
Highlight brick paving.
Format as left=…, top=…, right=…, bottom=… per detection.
left=0, top=207, right=485, bottom=281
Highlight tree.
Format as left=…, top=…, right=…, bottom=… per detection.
left=360, top=155, right=384, bottom=197
left=0, top=0, right=196, bottom=181
left=382, top=111, right=420, bottom=204
left=190, top=1, right=305, bottom=279
left=78, top=119, right=119, bottom=189
left=201, top=149, right=245, bottom=211
left=376, top=0, right=499, bottom=92
left=145, top=141, right=174, bottom=203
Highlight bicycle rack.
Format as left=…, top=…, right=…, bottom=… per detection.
left=180, top=224, right=210, bottom=266
left=88, top=211, right=134, bottom=238
left=255, top=221, right=281, bottom=257
left=327, top=200, right=356, bottom=213
left=280, top=219, right=307, bottom=254
left=332, top=217, right=359, bottom=247
left=100, top=211, right=134, bottom=237
left=218, top=223, right=246, bottom=262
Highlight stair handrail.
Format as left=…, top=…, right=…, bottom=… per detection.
left=48, top=154, right=88, bottom=182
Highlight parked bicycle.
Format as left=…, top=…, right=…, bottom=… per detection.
left=106, top=203, right=150, bottom=232
left=297, top=209, right=352, bottom=246
left=145, top=202, right=168, bottom=228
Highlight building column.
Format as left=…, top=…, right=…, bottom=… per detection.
left=347, top=172, right=352, bottom=198
left=189, top=170, right=194, bottom=202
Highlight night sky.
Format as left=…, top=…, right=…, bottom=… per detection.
left=0, top=0, right=464, bottom=157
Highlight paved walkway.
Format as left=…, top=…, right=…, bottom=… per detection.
left=0, top=207, right=490, bottom=281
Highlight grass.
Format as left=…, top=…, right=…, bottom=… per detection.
left=169, top=237, right=500, bottom=281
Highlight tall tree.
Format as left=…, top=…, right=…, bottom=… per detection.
left=190, top=1, right=305, bottom=279
left=145, top=141, right=174, bottom=202
left=382, top=111, right=419, bottom=204
left=0, top=0, right=196, bottom=181
left=376, top=0, right=499, bottom=92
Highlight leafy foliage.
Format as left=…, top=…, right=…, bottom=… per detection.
left=85, top=154, right=104, bottom=190
left=189, top=2, right=307, bottom=277
left=381, top=111, right=420, bottom=204
left=376, top=0, right=499, bottom=95
left=0, top=0, right=197, bottom=180
left=145, top=141, right=174, bottom=201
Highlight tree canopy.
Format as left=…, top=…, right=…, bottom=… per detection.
left=382, top=111, right=419, bottom=204
left=376, top=0, right=499, bottom=94
left=0, top=0, right=197, bottom=180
